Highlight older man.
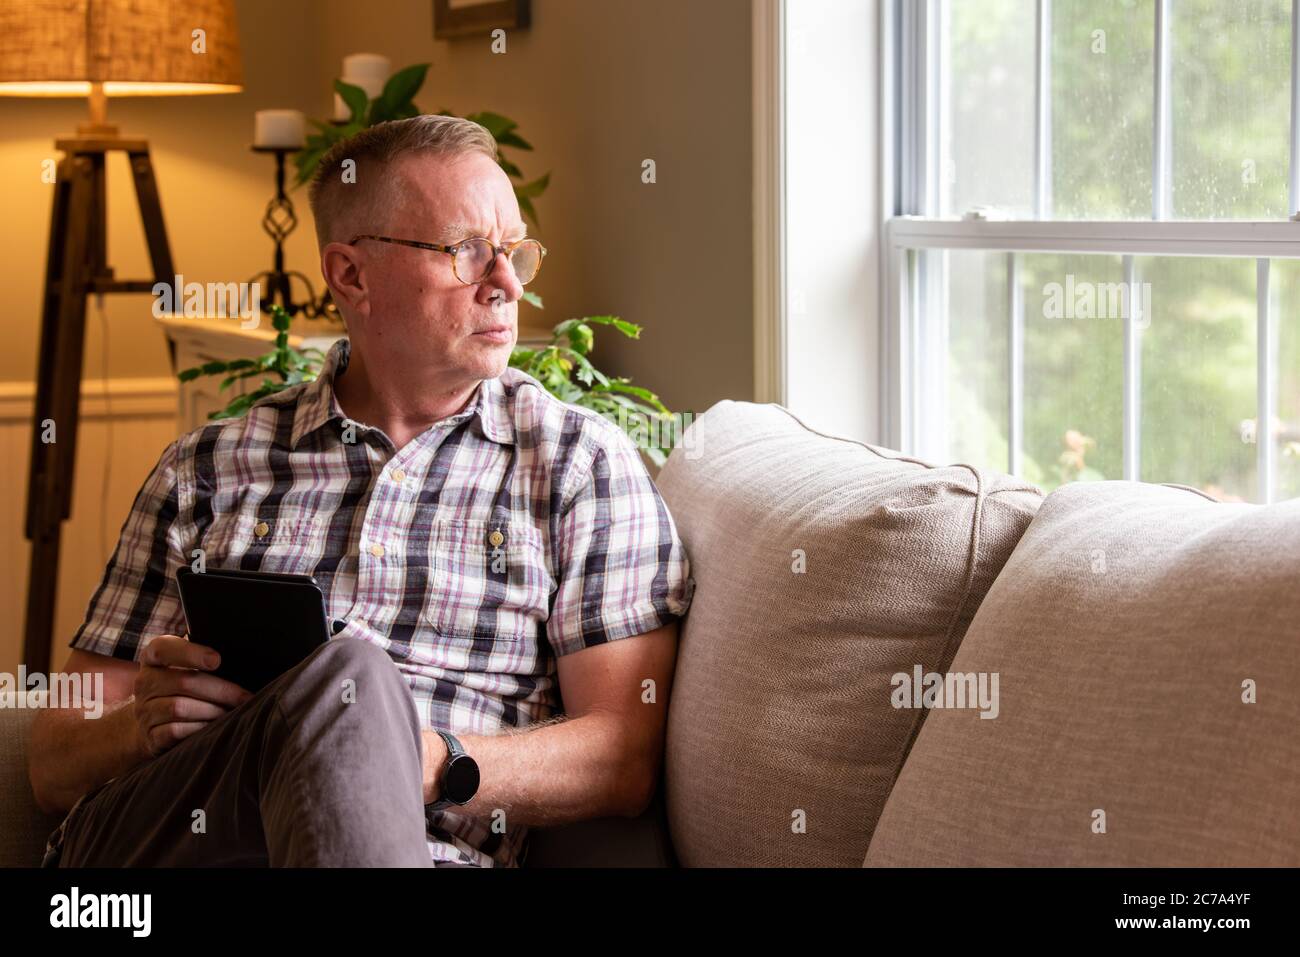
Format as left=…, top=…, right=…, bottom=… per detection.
left=28, top=115, right=694, bottom=867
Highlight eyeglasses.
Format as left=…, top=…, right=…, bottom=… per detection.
left=348, top=234, right=547, bottom=286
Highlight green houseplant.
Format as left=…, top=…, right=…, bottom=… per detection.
left=501, top=303, right=679, bottom=467
left=292, top=63, right=550, bottom=227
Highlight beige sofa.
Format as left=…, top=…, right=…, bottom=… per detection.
left=3, top=399, right=1298, bottom=867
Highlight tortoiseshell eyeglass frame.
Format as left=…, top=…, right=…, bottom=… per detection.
left=348, top=234, right=547, bottom=285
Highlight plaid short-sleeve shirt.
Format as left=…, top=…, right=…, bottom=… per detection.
left=71, top=337, right=694, bottom=867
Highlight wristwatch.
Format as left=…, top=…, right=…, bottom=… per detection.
left=428, top=730, right=480, bottom=810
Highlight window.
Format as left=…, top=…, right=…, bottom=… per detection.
left=882, top=0, right=1300, bottom=502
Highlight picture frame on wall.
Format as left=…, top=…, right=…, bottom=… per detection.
left=433, top=0, right=530, bottom=39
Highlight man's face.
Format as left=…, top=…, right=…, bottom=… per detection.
left=348, top=151, right=527, bottom=384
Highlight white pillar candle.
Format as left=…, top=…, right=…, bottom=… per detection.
left=343, top=53, right=391, bottom=96
left=253, top=109, right=306, bottom=148
left=333, top=53, right=391, bottom=121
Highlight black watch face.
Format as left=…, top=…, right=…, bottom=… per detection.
left=444, top=754, right=480, bottom=804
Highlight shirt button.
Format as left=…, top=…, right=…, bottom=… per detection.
left=369, top=543, right=385, bottom=558
left=254, top=521, right=269, bottom=538
left=391, top=468, right=406, bottom=483
left=488, top=529, right=505, bottom=548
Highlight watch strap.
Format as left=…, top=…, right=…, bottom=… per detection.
left=437, top=729, right=466, bottom=761
left=429, top=730, right=472, bottom=810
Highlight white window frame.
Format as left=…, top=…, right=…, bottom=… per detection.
left=879, top=0, right=1300, bottom=504
left=753, top=0, right=787, bottom=407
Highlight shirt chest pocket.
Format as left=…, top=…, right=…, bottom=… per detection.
left=425, top=519, right=551, bottom=641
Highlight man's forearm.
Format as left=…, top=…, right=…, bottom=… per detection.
left=422, top=713, right=654, bottom=828
left=29, top=700, right=148, bottom=816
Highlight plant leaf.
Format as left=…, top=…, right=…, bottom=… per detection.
left=334, top=79, right=369, bottom=124
left=566, top=322, right=595, bottom=356
left=220, top=393, right=255, bottom=418
left=582, top=315, right=641, bottom=338
left=495, top=131, right=533, bottom=151
left=515, top=172, right=550, bottom=199
left=218, top=366, right=265, bottom=391
left=376, top=62, right=429, bottom=117
left=560, top=348, right=609, bottom=387
left=177, top=359, right=231, bottom=383
left=599, top=379, right=669, bottom=413
left=517, top=194, right=539, bottom=227
left=467, top=111, right=518, bottom=139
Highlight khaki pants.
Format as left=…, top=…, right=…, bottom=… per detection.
left=43, top=637, right=436, bottom=867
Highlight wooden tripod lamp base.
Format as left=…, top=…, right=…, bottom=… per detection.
left=22, top=129, right=175, bottom=676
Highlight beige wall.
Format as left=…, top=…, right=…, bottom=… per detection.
left=0, top=0, right=753, bottom=409
left=0, top=0, right=753, bottom=674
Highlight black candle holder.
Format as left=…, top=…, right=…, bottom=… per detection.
left=247, top=145, right=338, bottom=321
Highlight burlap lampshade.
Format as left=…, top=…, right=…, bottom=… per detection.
left=0, top=0, right=243, bottom=96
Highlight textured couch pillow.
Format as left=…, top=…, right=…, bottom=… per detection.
left=0, top=706, right=65, bottom=867
left=865, top=480, right=1300, bottom=867
left=654, top=401, right=1042, bottom=866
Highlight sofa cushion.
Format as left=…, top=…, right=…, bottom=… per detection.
left=865, top=480, right=1300, bottom=867
left=0, top=705, right=66, bottom=867
left=523, top=779, right=676, bottom=867
left=654, top=401, right=1042, bottom=866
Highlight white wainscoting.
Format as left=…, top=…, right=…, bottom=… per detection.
left=0, top=378, right=178, bottom=676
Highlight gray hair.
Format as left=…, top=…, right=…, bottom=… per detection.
left=307, top=114, right=499, bottom=248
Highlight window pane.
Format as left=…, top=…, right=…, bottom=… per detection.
left=1274, top=260, right=1300, bottom=501
left=1020, top=254, right=1126, bottom=490
left=1138, top=257, right=1257, bottom=499
left=943, top=0, right=1037, bottom=217
left=1171, top=0, right=1293, bottom=220
left=1050, top=0, right=1155, bottom=219
left=942, top=251, right=1010, bottom=468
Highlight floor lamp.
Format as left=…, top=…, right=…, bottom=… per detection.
left=0, top=0, right=243, bottom=675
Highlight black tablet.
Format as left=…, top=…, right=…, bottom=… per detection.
left=175, top=566, right=331, bottom=693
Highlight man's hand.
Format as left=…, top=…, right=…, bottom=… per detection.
left=132, top=635, right=254, bottom=758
